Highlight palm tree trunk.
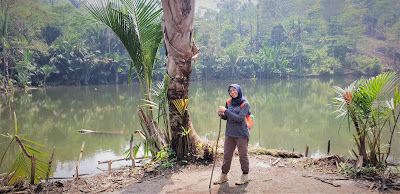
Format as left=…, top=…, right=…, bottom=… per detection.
left=161, top=0, right=202, bottom=158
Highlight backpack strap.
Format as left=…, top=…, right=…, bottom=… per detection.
left=227, top=98, right=232, bottom=107
left=227, top=98, right=246, bottom=109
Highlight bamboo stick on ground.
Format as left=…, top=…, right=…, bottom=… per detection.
left=75, top=141, right=85, bottom=180
left=272, top=158, right=282, bottom=166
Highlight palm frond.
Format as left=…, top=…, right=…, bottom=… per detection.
left=0, top=138, right=14, bottom=168
left=6, top=152, right=30, bottom=185
left=85, top=0, right=163, bottom=96
left=123, top=144, right=141, bottom=159
left=21, top=138, right=45, bottom=148
left=142, top=99, right=159, bottom=110
left=172, top=99, right=190, bottom=116
left=14, top=112, right=18, bottom=135
left=394, top=86, right=400, bottom=108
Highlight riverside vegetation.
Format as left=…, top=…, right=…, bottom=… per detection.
left=1, top=0, right=400, bottom=89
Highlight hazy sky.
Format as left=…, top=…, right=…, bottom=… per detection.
left=195, top=0, right=219, bottom=10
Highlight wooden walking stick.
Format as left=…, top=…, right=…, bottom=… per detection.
left=209, top=115, right=222, bottom=189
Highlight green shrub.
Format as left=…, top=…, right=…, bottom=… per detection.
left=351, top=56, right=382, bottom=76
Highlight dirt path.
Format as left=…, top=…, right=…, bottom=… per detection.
left=118, top=155, right=377, bottom=193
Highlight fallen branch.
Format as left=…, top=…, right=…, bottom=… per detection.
left=302, top=175, right=341, bottom=187
left=98, top=156, right=147, bottom=164
left=369, top=182, right=375, bottom=190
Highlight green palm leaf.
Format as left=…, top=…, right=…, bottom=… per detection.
left=6, top=152, right=30, bottom=185
left=85, top=0, right=163, bottom=99
left=172, top=99, right=190, bottom=116
left=2, top=113, right=53, bottom=186
left=4, top=143, right=52, bottom=185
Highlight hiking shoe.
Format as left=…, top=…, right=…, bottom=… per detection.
left=213, top=173, right=228, bottom=184
left=235, top=174, right=250, bottom=185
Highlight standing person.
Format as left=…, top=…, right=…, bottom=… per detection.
left=214, top=84, right=250, bottom=185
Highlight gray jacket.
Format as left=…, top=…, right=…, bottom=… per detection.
left=221, top=102, right=250, bottom=138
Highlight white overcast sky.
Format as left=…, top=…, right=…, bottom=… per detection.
left=195, top=0, right=219, bottom=10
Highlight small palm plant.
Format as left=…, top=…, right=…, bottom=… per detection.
left=0, top=113, right=52, bottom=186
left=85, top=0, right=166, bottom=157
left=332, top=72, right=400, bottom=166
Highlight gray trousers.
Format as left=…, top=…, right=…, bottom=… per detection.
left=221, top=136, right=249, bottom=174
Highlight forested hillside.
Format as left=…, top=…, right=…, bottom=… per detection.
left=1, top=0, right=399, bottom=87
left=193, top=0, right=400, bottom=80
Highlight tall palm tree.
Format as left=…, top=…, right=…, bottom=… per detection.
left=161, top=0, right=202, bottom=158
left=85, top=0, right=166, bottom=152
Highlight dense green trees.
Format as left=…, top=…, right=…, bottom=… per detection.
left=0, top=0, right=399, bottom=87
left=193, top=0, right=399, bottom=80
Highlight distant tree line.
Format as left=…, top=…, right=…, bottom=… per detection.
left=0, top=0, right=400, bottom=88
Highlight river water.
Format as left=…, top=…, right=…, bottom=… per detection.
left=1, top=77, right=399, bottom=178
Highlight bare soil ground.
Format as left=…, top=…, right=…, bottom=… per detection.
left=22, top=151, right=400, bottom=194
left=118, top=155, right=379, bottom=194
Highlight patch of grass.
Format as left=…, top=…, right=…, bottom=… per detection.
left=249, top=148, right=279, bottom=156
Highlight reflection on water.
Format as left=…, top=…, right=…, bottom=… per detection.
left=1, top=78, right=399, bottom=177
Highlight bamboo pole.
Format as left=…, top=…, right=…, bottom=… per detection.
left=130, top=134, right=135, bottom=168
left=209, top=116, right=222, bottom=189
left=75, top=141, right=85, bottom=180
left=327, top=140, right=331, bottom=155
left=305, top=144, right=309, bottom=158
left=46, top=147, right=56, bottom=181
left=97, top=156, right=147, bottom=164
left=31, top=155, right=36, bottom=185
left=108, top=161, right=112, bottom=173
left=79, top=129, right=126, bottom=135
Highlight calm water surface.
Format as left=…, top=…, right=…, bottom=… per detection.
left=1, top=77, right=399, bottom=177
